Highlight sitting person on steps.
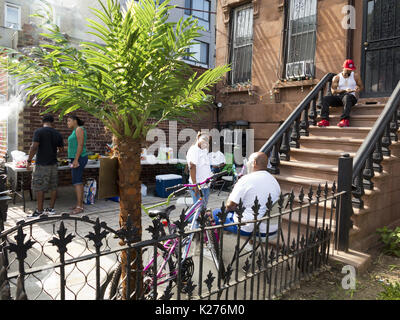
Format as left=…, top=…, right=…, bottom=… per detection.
left=317, top=59, right=364, bottom=128
left=211, top=152, right=281, bottom=237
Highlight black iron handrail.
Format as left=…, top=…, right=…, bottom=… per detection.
left=351, top=80, right=400, bottom=209
left=353, top=80, right=400, bottom=177
left=259, top=72, right=336, bottom=174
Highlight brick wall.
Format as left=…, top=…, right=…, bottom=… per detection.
left=215, top=0, right=350, bottom=149
left=18, top=95, right=214, bottom=187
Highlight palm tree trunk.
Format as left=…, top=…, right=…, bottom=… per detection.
left=115, top=135, right=143, bottom=299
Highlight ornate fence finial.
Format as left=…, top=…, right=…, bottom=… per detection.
left=251, top=196, right=260, bottom=218
left=117, top=217, right=140, bottom=244
left=49, top=221, right=75, bottom=255
left=235, top=198, right=245, bottom=221
left=86, top=218, right=109, bottom=251
left=173, top=208, right=188, bottom=234
left=146, top=218, right=163, bottom=240
left=216, top=201, right=227, bottom=224
left=204, top=270, right=215, bottom=294
left=299, top=187, right=305, bottom=203
left=196, top=207, right=207, bottom=229
left=6, top=226, right=35, bottom=275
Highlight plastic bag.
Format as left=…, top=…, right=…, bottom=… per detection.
left=141, top=183, right=147, bottom=197
left=84, top=179, right=97, bottom=205
left=11, top=151, right=27, bottom=163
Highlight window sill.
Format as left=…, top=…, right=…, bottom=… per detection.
left=273, top=79, right=319, bottom=89
left=2, top=26, right=22, bottom=31
left=221, top=85, right=258, bottom=94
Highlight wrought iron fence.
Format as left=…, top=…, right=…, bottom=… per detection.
left=0, top=185, right=346, bottom=300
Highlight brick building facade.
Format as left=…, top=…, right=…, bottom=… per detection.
left=214, top=0, right=399, bottom=150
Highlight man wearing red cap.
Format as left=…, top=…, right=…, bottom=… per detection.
left=317, top=59, right=364, bottom=127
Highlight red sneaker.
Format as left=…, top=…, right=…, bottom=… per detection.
left=337, top=119, right=349, bottom=127
left=317, top=119, right=330, bottom=127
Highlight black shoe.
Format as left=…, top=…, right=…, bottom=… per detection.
left=30, top=210, right=43, bottom=218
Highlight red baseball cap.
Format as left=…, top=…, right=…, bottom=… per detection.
left=343, top=59, right=356, bottom=70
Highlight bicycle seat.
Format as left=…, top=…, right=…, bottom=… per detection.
left=148, top=205, right=176, bottom=219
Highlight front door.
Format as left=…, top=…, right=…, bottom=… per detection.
left=362, top=0, right=400, bottom=97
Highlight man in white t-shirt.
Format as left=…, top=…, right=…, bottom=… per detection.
left=212, top=152, right=281, bottom=236
left=208, top=142, right=226, bottom=174
left=186, top=133, right=213, bottom=208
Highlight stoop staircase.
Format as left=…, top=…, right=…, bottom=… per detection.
left=260, top=73, right=400, bottom=263
left=275, top=99, right=387, bottom=251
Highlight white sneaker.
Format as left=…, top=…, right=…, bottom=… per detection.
left=44, top=208, right=56, bottom=215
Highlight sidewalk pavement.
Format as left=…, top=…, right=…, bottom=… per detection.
left=3, top=185, right=240, bottom=300
left=4, top=185, right=230, bottom=236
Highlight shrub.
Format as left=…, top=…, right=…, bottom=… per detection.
left=376, top=226, right=400, bottom=257
left=377, top=281, right=400, bottom=300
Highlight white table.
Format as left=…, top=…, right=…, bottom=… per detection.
left=5, top=161, right=101, bottom=212
left=4, top=158, right=187, bottom=211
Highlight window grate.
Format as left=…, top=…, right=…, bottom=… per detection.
left=229, top=4, right=253, bottom=85
left=285, top=0, right=317, bottom=80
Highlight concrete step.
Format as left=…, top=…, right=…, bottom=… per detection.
left=358, top=97, right=389, bottom=104
left=279, top=160, right=338, bottom=182
left=274, top=172, right=336, bottom=195
left=319, top=114, right=378, bottom=127
left=298, top=136, right=364, bottom=153
left=289, top=147, right=355, bottom=166
left=326, top=103, right=385, bottom=116
left=308, top=126, right=371, bottom=140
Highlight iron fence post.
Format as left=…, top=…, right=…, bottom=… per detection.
left=336, top=153, right=353, bottom=252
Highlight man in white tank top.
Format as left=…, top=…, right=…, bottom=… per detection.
left=317, top=59, right=364, bottom=127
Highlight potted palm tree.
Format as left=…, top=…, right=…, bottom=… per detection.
left=1, top=0, right=229, bottom=298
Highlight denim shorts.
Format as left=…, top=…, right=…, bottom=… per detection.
left=212, top=209, right=278, bottom=238
left=70, top=156, right=88, bottom=185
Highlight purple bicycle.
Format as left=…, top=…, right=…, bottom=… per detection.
left=105, top=171, right=226, bottom=299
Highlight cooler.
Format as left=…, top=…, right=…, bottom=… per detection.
left=155, top=174, right=182, bottom=198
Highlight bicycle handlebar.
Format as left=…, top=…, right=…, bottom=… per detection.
left=165, top=170, right=228, bottom=192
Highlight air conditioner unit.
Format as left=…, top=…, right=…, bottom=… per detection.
left=286, top=61, right=314, bottom=79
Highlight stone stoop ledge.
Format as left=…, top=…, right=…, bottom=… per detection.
left=329, top=249, right=372, bottom=274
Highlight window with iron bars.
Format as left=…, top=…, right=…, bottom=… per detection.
left=284, top=0, right=317, bottom=80
left=228, top=4, right=253, bottom=85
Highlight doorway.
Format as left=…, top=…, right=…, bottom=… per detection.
left=361, top=0, right=400, bottom=97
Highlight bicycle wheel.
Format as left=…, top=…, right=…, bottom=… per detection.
left=98, top=265, right=119, bottom=300
left=205, top=219, right=225, bottom=276
left=108, top=263, right=122, bottom=299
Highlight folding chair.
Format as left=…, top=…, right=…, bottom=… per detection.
left=210, top=153, right=234, bottom=194
left=225, top=193, right=291, bottom=272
